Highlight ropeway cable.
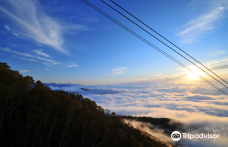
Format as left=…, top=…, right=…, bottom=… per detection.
left=101, top=0, right=228, bottom=90
left=105, top=0, right=228, bottom=87
left=81, top=0, right=228, bottom=96
left=82, top=0, right=228, bottom=96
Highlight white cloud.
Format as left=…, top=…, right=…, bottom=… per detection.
left=0, top=0, right=66, bottom=53
left=67, top=62, right=78, bottom=68
left=208, top=49, right=226, bottom=57
left=210, top=62, right=228, bottom=71
left=63, top=24, right=89, bottom=35
left=136, top=77, right=148, bottom=81
left=1, top=47, right=62, bottom=67
left=12, top=55, right=38, bottom=62
left=178, top=0, right=228, bottom=42
left=37, top=56, right=62, bottom=66
left=20, top=70, right=29, bottom=73
left=12, top=32, right=18, bottom=36
left=112, top=67, right=127, bottom=75
left=0, top=47, right=33, bottom=57
left=43, top=62, right=53, bottom=67
left=188, top=58, right=228, bottom=74
left=4, top=25, right=19, bottom=36
left=35, top=43, right=42, bottom=46
left=33, top=50, right=50, bottom=57
left=4, top=25, right=11, bottom=30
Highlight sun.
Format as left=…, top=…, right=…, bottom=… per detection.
left=187, top=72, right=199, bottom=80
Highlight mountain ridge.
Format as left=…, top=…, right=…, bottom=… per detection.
left=0, top=62, right=173, bottom=147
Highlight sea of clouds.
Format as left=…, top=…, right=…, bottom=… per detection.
left=45, top=82, right=228, bottom=147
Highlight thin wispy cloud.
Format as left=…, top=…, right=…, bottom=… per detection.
left=4, top=25, right=11, bottom=30
left=2, top=48, right=80, bottom=68
left=37, top=56, right=62, bottom=66
left=102, top=67, right=128, bottom=77
left=35, top=43, right=42, bottom=47
left=132, top=73, right=187, bottom=84
left=208, top=49, right=226, bottom=57
left=33, top=50, right=50, bottom=58
left=178, top=0, right=228, bottom=43
left=1, top=47, right=62, bottom=67
left=67, top=62, right=78, bottom=68
left=4, top=25, right=19, bottom=36
left=0, top=47, right=33, bottom=57
left=20, top=70, right=29, bottom=73
left=112, top=67, right=127, bottom=75
left=0, top=0, right=66, bottom=53
left=63, top=24, right=89, bottom=35
left=4, top=25, right=18, bottom=36
left=211, top=63, right=228, bottom=71
left=12, top=32, right=18, bottom=36
left=136, top=77, right=148, bottom=82
left=194, top=58, right=228, bottom=72
left=12, top=55, right=38, bottom=62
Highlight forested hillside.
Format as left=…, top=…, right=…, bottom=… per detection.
left=0, top=62, right=172, bottom=147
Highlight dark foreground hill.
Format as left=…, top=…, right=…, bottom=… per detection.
left=0, top=62, right=173, bottom=147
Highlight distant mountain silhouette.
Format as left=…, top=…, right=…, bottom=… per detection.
left=44, top=83, right=81, bottom=88
left=80, top=88, right=90, bottom=91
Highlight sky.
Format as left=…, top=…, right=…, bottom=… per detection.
left=0, top=0, right=228, bottom=86
left=1, top=0, right=228, bottom=146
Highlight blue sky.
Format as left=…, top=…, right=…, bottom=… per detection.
left=0, top=0, right=228, bottom=86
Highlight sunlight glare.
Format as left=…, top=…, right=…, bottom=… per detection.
left=187, top=72, right=199, bottom=80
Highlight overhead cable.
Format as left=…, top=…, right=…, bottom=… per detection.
left=81, top=0, right=228, bottom=96
left=109, top=0, right=228, bottom=86
left=101, top=0, right=228, bottom=90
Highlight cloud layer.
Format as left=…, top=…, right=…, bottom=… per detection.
left=45, top=82, right=228, bottom=146
left=45, top=82, right=228, bottom=116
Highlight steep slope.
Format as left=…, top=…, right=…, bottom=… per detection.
left=0, top=62, right=173, bottom=147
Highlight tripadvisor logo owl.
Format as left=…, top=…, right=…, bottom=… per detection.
left=171, top=131, right=181, bottom=141
left=171, top=131, right=220, bottom=141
